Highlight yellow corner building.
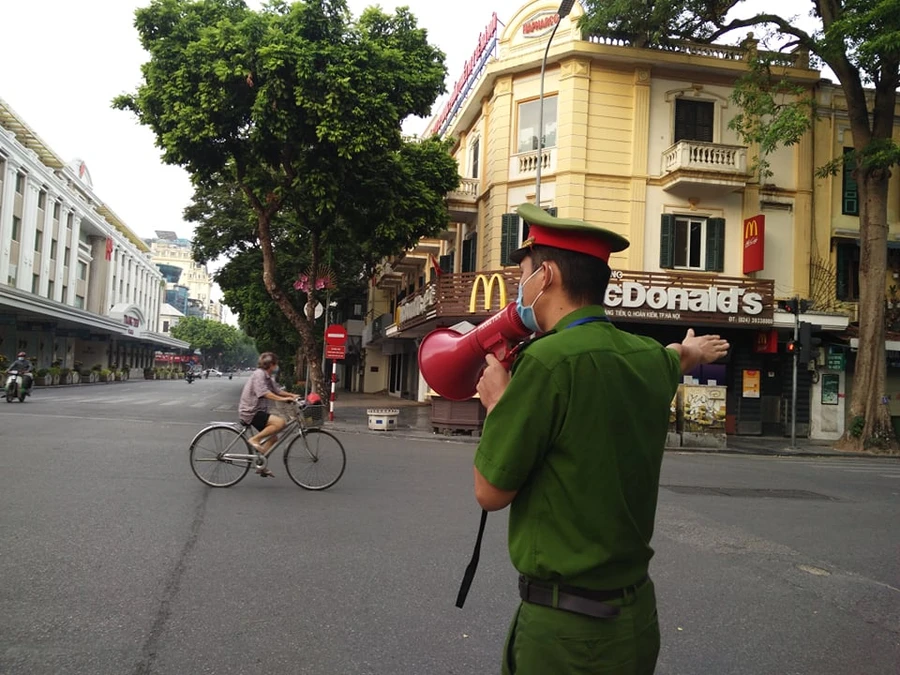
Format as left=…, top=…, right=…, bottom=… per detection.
left=360, top=0, right=900, bottom=443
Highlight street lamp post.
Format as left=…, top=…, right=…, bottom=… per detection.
left=534, top=0, right=576, bottom=207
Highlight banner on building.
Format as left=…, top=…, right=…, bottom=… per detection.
left=753, top=329, right=778, bottom=353
left=742, top=215, right=765, bottom=274
left=105, top=238, right=113, bottom=261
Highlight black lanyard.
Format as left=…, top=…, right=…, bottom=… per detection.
left=455, top=314, right=610, bottom=609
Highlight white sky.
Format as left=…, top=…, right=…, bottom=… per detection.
left=1, top=0, right=816, bottom=307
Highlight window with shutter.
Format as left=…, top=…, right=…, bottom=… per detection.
left=501, top=213, right=519, bottom=266
left=674, top=99, right=714, bottom=143
left=836, top=242, right=860, bottom=301
left=659, top=214, right=676, bottom=268
left=462, top=238, right=473, bottom=272
left=842, top=148, right=859, bottom=216
left=439, top=254, right=453, bottom=274
left=705, top=218, right=726, bottom=272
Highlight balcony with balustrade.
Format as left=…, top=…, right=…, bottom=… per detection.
left=447, top=177, right=480, bottom=224
left=660, top=140, right=749, bottom=199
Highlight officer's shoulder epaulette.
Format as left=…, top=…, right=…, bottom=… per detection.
left=510, top=330, right=557, bottom=374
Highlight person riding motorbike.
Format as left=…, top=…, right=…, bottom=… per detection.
left=9, top=352, right=34, bottom=394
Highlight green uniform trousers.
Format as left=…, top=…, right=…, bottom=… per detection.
left=501, top=578, right=660, bottom=675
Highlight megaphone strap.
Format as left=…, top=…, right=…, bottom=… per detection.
left=455, top=509, right=488, bottom=609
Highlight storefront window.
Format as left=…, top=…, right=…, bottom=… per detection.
left=517, top=96, right=557, bottom=153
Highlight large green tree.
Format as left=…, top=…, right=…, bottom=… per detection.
left=581, top=0, right=900, bottom=452
left=170, top=316, right=240, bottom=365
left=115, top=0, right=458, bottom=393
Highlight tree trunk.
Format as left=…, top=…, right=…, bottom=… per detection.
left=836, top=166, right=899, bottom=453
left=255, top=213, right=327, bottom=395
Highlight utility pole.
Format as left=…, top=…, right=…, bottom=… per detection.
left=790, top=295, right=800, bottom=450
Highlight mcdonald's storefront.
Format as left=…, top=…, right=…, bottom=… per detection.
left=383, top=268, right=850, bottom=437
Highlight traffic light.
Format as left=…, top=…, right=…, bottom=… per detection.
left=798, top=322, right=823, bottom=363
left=777, top=298, right=812, bottom=314
left=786, top=339, right=799, bottom=356
left=778, top=298, right=799, bottom=314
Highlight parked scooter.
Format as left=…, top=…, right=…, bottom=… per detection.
left=5, top=369, right=28, bottom=403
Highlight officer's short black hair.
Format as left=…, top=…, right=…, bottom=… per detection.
left=528, top=245, right=611, bottom=306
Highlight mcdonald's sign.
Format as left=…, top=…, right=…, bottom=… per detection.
left=743, top=215, right=765, bottom=274
left=469, top=273, right=507, bottom=313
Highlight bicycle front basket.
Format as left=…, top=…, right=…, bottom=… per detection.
left=303, top=404, right=326, bottom=428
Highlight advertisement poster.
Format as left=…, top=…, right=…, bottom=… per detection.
left=742, top=369, right=761, bottom=399
left=821, top=373, right=840, bottom=405
left=682, top=386, right=727, bottom=432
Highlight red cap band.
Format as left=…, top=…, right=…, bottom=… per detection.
left=524, top=224, right=613, bottom=262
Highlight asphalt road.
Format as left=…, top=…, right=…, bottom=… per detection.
left=0, top=377, right=898, bottom=674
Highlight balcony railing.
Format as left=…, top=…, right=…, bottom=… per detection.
left=388, top=270, right=520, bottom=332
left=449, top=178, right=480, bottom=200
left=511, top=148, right=555, bottom=180
left=662, top=141, right=748, bottom=175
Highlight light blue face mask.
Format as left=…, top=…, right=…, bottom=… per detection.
left=515, top=266, right=546, bottom=333
left=272, top=366, right=280, bottom=375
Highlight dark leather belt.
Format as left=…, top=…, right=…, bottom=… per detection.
left=518, top=575, right=649, bottom=620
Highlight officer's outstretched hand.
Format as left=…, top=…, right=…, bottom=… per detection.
left=682, top=328, right=730, bottom=365
left=477, top=354, right=511, bottom=415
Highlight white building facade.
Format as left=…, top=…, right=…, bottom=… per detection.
left=0, top=97, right=188, bottom=373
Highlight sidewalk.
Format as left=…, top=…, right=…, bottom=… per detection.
left=328, top=392, right=899, bottom=458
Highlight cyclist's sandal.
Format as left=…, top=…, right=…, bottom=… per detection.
left=256, top=468, right=275, bottom=478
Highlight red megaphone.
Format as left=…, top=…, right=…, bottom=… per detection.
left=418, top=302, right=532, bottom=401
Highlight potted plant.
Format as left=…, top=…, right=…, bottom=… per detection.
left=48, top=366, right=62, bottom=386
left=99, top=369, right=112, bottom=382
left=35, top=368, right=50, bottom=386
left=59, top=367, right=72, bottom=385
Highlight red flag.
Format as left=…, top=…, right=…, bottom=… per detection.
left=430, top=254, right=444, bottom=277
left=105, top=238, right=113, bottom=261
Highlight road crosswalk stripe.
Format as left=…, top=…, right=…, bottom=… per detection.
left=159, top=399, right=184, bottom=407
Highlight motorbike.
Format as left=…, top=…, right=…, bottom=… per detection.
left=5, top=369, right=29, bottom=403
left=186, top=371, right=195, bottom=384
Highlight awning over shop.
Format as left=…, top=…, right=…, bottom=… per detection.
left=849, top=337, right=900, bottom=352
left=0, top=286, right=189, bottom=351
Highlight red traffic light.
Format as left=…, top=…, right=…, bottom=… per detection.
left=786, top=339, right=798, bottom=353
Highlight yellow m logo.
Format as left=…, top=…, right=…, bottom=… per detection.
left=468, top=274, right=507, bottom=313
left=745, top=219, right=759, bottom=239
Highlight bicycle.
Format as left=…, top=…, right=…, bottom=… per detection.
left=189, top=400, right=346, bottom=489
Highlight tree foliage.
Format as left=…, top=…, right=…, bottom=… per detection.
left=170, top=315, right=258, bottom=369
left=115, top=0, right=458, bottom=394
left=580, top=0, right=900, bottom=452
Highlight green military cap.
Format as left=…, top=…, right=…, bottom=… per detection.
left=510, top=203, right=630, bottom=264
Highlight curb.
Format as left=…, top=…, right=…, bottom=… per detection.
left=325, top=424, right=897, bottom=458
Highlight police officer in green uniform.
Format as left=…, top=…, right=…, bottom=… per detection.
left=472, top=203, right=730, bottom=675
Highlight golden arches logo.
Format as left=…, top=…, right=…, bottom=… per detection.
left=469, top=274, right=507, bottom=313
left=745, top=219, right=759, bottom=240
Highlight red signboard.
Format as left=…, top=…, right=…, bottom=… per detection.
left=325, top=324, right=348, bottom=347
left=753, top=329, right=778, bottom=354
left=743, top=215, right=765, bottom=274
left=325, top=345, right=346, bottom=360
left=428, top=12, right=498, bottom=136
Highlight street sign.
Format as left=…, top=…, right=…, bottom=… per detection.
left=325, top=324, right=348, bottom=346
left=325, top=345, right=346, bottom=360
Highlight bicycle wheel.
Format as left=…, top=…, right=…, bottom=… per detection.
left=284, top=429, right=346, bottom=491
left=189, top=425, right=252, bottom=487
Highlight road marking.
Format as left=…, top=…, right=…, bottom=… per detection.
left=0, top=411, right=198, bottom=426
left=159, top=399, right=184, bottom=407
left=190, top=401, right=209, bottom=408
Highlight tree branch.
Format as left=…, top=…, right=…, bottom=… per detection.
left=709, top=14, right=816, bottom=52
left=873, top=58, right=900, bottom=141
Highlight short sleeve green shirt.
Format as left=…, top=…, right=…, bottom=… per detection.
left=474, top=306, right=682, bottom=590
